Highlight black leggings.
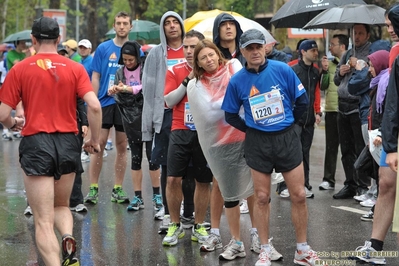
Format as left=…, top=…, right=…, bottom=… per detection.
left=129, top=141, right=160, bottom=171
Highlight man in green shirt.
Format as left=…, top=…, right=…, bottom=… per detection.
left=62, top=39, right=81, bottom=62
left=6, top=40, right=28, bottom=69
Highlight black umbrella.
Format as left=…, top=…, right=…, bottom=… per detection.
left=270, top=0, right=366, bottom=28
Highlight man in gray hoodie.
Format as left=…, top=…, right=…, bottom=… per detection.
left=141, top=11, right=186, bottom=223
left=333, top=23, right=371, bottom=199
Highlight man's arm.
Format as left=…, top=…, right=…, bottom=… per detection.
left=82, top=91, right=102, bottom=153
left=91, top=71, right=100, bottom=96
left=225, top=112, right=247, bottom=132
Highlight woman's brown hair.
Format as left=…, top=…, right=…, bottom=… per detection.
left=193, top=39, right=227, bottom=80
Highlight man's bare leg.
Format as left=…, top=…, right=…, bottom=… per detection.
left=251, top=169, right=271, bottom=245
left=166, top=176, right=183, bottom=223
left=283, top=162, right=307, bottom=243
left=89, top=128, right=109, bottom=184
left=24, top=175, right=63, bottom=265
left=194, top=180, right=210, bottom=224
left=371, top=167, right=396, bottom=240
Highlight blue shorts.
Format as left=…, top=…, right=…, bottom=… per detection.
left=380, top=148, right=388, bottom=167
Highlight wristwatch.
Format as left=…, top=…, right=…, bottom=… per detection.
left=316, top=112, right=322, bottom=117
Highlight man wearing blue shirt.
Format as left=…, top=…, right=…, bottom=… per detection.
left=78, top=39, right=93, bottom=79
left=84, top=11, right=132, bottom=205
left=222, top=29, right=322, bottom=266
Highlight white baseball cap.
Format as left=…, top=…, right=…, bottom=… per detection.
left=78, top=39, right=92, bottom=49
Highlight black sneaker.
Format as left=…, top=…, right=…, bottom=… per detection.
left=62, top=235, right=79, bottom=266
left=360, top=210, right=373, bottom=222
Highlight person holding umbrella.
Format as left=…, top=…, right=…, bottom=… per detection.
left=332, top=23, right=371, bottom=199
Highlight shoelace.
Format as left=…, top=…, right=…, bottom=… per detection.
left=355, top=241, right=372, bottom=252
left=166, top=224, right=178, bottom=236
left=132, top=196, right=142, bottom=204
left=206, top=234, right=219, bottom=244
left=259, top=249, right=271, bottom=261
left=196, top=225, right=208, bottom=236
left=153, top=195, right=162, bottom=204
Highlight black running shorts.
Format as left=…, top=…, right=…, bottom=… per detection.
left=167, top=129, right=213, bottom=183
left=244, top=124, right=302, bottom=174
left=102, top=104, right=124, bottom=132
left=19, top=133, right=80, bottom=180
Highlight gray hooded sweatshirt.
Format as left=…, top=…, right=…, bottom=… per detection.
left=141, top=11, right=185, bottom=141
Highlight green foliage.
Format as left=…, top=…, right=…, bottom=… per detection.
left=219, top=0, right=255, bottom=19
left=107, top=0, right=130, bottom=27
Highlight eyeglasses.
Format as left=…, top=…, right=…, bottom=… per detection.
left=329, top=43, right=340, bottom=47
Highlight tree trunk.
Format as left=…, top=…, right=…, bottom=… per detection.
left=128, top=0, right=149, bottom=20
left=49, top=0, right=61, bottom=9
left=87, top=0, right=97, bottom=48
left=1, top=0, right=9, bottom=40
left=198, top=0, right=209, bottom=11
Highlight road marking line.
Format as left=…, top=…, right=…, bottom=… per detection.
left=331, top=206, right=368, bottom=215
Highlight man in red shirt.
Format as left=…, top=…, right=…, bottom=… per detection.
left=0, top=17, right=101, bottom=265
left=161, top=30, right=212, bottom=246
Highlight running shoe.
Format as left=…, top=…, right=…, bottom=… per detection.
left=80, top=152, right=90, bottom=163
left=69, top=204, right=87, bottom=212
left=84, top=186, right=98, bottom=204
left=352, top=241, right=386, bottom=265
left=154, top=207, right=165, bottom=220
left=24, top=206, right=33, bottom=215
left=294, top=247, right=322, bottom=266
left=360, top=198, right=376, bottom=208
left=158, top=214, right=170, bottom=234
left=181, top=215, right=195, bottom=229
left=361, top=210, right=374, bottom=222
left=127, top=196, right=144, bottom=211
left=104, top=140, right=113, bottom=150
left=200, top=233, right=223, bottom=252
left=219, top=239, right=246, bottom=260
left=256, top=249, right=271, bottom=266
left=61, top=235, right=79, bottom=266
left=162, top=223, right=185, bottom=246
left=250, top=231, right=261, bottom=253
left=280, top=189, right=290, bottom=198
left=240, top=199, right=249, bottom=214
left=111, top=187, right=129, bottom=203
left=269, top=237, right=283, bottom=261
left=319, top=181, right=334, bottom=190
left=152, top=194, right=163, bottom=211
left=191, top=223, right=209, bottom=243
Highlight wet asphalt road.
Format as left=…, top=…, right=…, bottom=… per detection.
left=0, top=124, right=398, bottom=266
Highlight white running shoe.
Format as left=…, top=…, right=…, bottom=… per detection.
left=240, top=199, right=249, bottom=214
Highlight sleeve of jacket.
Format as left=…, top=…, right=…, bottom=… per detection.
left=348, top=68, right=370, bottom=96
left=77, top=97, right=88, bottom=126
left=382, top=58, right=399, bottom=153
left=314, top=81, right=321, bottom=113
left=141, top=49, right=158, bottom=141
left=334, top=50, right=349, bottom=86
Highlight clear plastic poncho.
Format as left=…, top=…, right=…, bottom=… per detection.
left=187, top=60, right=253, bottom=201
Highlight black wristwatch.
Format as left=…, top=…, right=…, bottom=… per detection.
left=182, top=77, right=191, bottom=87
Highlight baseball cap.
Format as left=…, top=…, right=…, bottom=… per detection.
left=31, top=17, right=60, bottom=39
left=62, top=39, right=78, bottom=50
left=78, top=39, right=92, bottom=49
left=239, top=29, right=266, bottom=48
left=298, top=40, right=318, bottom=52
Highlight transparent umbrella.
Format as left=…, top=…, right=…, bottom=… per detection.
left=193, top=16, right=276, bottom=44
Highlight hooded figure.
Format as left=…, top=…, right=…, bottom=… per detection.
left=212, top=13, right=245, bottom=65
left=141, top=11, right=185, bottom=141
left=114, top=40, right=145, bottom=142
